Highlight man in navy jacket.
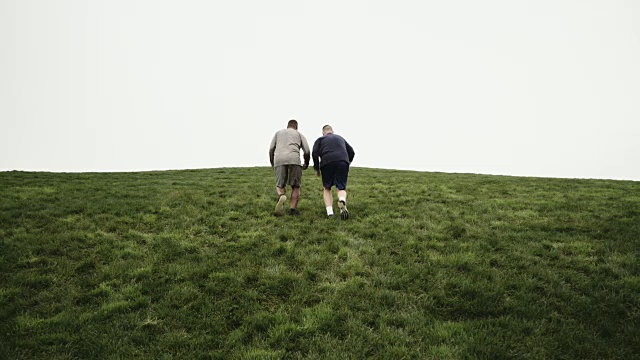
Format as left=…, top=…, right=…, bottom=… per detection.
left=312, top=125, right=355, bottom=220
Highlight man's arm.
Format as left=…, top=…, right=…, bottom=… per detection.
left=345, top=141, right=355, bottom=163
left=301, top=134, right=311, bottom=170
left=312, top=138, right=321, bottom=172
left=269, top=134, right=277, bottom=166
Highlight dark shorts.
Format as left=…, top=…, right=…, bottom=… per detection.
left=274, top=165, right=302, bottom=188
left=321, top=161, right=349, bottom=190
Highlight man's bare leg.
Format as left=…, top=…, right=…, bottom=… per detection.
left=337, top=190, right=347, bottom=202
left=323, top=188, right=334, bottom=216
left=290, top=186, right=300, bottom=209
left=337, top=189, right=349, bottom=220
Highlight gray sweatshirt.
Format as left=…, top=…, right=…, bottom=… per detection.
left=269, top=128, right=311, bottom=167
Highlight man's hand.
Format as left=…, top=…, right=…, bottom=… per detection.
left=302, top=163, right=309, bottom=170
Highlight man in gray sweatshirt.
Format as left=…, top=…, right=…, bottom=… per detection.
left=269, top=119, right=311, bottom=216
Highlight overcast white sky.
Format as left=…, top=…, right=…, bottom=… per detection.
left=1, top=0, right=639, bottom=180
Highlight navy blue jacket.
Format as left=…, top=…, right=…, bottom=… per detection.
left=312, top=133, right=355, bottom=171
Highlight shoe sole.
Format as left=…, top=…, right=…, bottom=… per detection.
left=274, top=195, right=286, bottom=216
left=338, top=201, right=349, bottom=220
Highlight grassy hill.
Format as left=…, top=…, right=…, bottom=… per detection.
left=1, top=167, right=639, bottom=359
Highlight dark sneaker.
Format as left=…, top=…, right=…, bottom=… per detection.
left=289, top=208, right=300, bottom=216
left=274, top=195, right=286, bottom=216
left=338, top=200, right=349, bottom=220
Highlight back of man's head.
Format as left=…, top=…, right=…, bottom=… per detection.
left=287, top=119, right=298, bottom=130
left=322, top=124, right=333, bottom=135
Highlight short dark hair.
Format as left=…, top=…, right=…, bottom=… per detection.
left=287, top=119, right=298, bottom=129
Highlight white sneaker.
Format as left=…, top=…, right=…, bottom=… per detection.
left=274, top=195, right=286, bottom=216
left=338, top=200, right=349, bottom=220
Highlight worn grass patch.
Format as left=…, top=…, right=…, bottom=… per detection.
left=1, top=167, right=639, bottom=359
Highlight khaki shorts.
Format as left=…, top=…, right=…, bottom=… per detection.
left=274, top=165, right=302, bottom=188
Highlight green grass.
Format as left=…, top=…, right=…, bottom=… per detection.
left=1, top=167, right=639, bottom=359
